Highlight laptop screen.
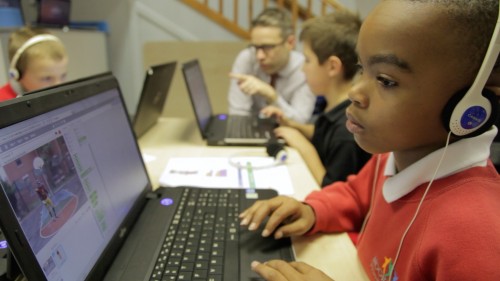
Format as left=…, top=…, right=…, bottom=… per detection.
left=0, top=81, right=148, bottom=280
left=182, top=60, right=214, bottom=134
left=37, top=0, right=70, bottom=26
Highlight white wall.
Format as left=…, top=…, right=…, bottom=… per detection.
left=70, top=0, right=243, bottom=114
left=355, top=0, right=378, bottom=18
left=19, top=0, right=379, bottom=114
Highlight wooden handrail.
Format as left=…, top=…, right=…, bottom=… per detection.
left=181, top=0, right=250, bottom=39
left=180, top=0, right=346, bottom=39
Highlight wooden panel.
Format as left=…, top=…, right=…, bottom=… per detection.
left=143, top=41, right=248, bottom=118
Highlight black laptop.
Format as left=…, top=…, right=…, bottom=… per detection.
left=0, top=73, right=294, bottom=281
left=131, top=61, right=176, bottom=138
left=181, top=59, right=279, bottom=146
left=36, top=0, right=71, bottom=27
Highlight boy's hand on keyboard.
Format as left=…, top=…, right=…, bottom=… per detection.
left=239, top=195, right=315, bottom=239
left=251, top=260, right=334, bottom=281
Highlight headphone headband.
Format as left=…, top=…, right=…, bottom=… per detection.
left=9, top=34, right=61, bottom=80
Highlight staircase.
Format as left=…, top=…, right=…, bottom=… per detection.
left=180, top=0, right=346, bottom=39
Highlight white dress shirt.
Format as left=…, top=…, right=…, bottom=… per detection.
left=228, top=48, right=316, bottom=123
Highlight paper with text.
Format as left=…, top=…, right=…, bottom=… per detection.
left=159, top=157, right=294, bottom=195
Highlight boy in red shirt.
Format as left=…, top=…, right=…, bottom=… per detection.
left=239, top=0, right=500, bottom=280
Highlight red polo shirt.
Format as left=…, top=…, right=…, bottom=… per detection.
left=0, top=83, right=17, bottom=102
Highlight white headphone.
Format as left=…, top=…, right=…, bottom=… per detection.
left=442, top=14, right=500, bottom=137
left=9, top=34, right=61, bottom=81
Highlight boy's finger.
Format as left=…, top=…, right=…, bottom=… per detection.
left=258, top=260, right=304, bottom=281
left=251, top=261, right=289, bottom=281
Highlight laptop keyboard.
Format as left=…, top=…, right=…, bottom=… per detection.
left=149, top=188, right=240, bottom=281
left=226, top=115, right=269, bottom=139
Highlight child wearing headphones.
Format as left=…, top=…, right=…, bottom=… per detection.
left=240, top=1, right=500, bottom=280
left=261, top=10, right=371, bottom=186
left=0, top=27, right=68, bottom=102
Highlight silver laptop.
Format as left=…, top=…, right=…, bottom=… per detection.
left=181, top=59, right=279, bottom=146
left=0, top=73, right=293, bottom=281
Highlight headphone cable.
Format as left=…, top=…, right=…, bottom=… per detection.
left=388, top=131, right=452, bottom=280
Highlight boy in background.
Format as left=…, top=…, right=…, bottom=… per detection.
left=0, top=26, right=68, bottom=101
left=240, top=0, right=500, bottom=280
left=262, top=10, right=371, bottom=186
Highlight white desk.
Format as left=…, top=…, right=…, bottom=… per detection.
left=138, top=117, right=369, bottom=281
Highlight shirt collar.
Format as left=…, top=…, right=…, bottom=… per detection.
left=382, top=126, right=498, bottom=203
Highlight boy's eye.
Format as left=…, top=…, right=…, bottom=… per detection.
left=41, top=77, right=54, bottom=83
left=377, top=75, right=398, bottom=87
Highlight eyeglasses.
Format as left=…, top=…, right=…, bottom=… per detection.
left=248, top=39, right=286, bottom=54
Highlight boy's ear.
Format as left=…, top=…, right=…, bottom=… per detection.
left=285, top=34, right=296, bottom=49
left=326, top=56, right=342, bottom=77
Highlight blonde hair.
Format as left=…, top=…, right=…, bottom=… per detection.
left=8, top=26, right=67, bottom=78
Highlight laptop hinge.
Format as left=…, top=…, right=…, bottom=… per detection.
left=145, top=192, right=160, bottom=199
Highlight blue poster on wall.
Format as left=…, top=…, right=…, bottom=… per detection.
left=0, top=0, right=24, bottom=28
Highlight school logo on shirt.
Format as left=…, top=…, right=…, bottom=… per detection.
left=370, top=256, right=399, bottom=281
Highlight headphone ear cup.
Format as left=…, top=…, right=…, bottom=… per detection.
left=442, top=87, right=497, bottom=138
left=274, top=149, right=288, bottom=163
left=482, top=89, right=499, bottom=131
left=266, top=141, right=287, bottom=163
left=9, top=68, right=20, bottom=81
left=442, top=87, right=468, bottom=132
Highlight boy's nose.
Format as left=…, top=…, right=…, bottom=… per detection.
left=348, top=80, right=369, bottom=108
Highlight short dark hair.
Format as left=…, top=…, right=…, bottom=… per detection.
left=251, top=7, right=294, bottom=39
left=403, top=0, right=498, bottom=81
left=299, top=10, right=362, bottom=80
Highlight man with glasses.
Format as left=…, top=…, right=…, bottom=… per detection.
left=228, top=7, right=316, bottom=124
